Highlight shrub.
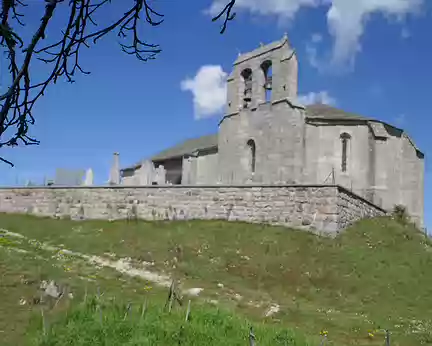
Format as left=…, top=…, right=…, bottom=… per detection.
left=392, top=204, right=409, bottom=224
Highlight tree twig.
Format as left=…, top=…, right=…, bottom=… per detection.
left=211, top=0, right=236, bottom=34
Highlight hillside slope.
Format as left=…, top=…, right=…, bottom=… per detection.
left=0, top=214, right=431, bottom=345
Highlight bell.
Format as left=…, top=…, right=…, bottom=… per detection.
left=264, top=76, right=272, bottom=90
left=243, top=86, right=252, bottom=102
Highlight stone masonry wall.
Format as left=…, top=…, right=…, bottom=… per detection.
left=0, top=185, right=385, bottom=235
left=337, top=188, right=386, bottom=230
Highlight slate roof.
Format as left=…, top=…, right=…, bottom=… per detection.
left=121, top=134, right=218, bottom=171
left=151, top=134, right=218, bottom=161
left=305, top=104, right=370, bottom=121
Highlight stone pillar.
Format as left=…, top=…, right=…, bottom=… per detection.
left=108, top=152, right=120, bottom=185
left=182, top=156, right=198, bottom=185
left=83, top=168, right=94, bottom=186
left=182, top=157, right=192, bottom=185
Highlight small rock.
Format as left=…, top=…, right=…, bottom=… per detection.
left=39, top=280, right=48, bottom=290
left=19, top=298, right=27, bottom=306
left=42, top=280, right=62, bottom=299
left=302, top=217, right=313, bottom=226
left=185, top=287, right=204, bottom=296
left=217, top=283, right=224, bottom=288
left=265, top=304, right=280, bottom=317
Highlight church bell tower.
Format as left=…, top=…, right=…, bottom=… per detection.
left=217, top=34, right=305, bottom=184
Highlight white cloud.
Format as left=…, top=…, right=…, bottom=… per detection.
left=181, top=65, right=227, bottom=119
left=208, top=0, right=320, bottom=20
left=325, top=0, right=422, bottom=66
left=305, top=34, right=326, bottom=72
left=208, top=0, right=423, bottom=67
left=298, top=91, right=336, bottom=105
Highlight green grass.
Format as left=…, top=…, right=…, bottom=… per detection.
left=27, top=296, right=310, bottom=346
left=1, top=214, right=432, bottom=345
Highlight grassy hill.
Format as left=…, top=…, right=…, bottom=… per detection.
left=0, top=213, right=431, bottom=345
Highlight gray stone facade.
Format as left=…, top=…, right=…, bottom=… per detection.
left=0, top=185, right=385, bottom=235
left=116, top=35, right=424, bottom=229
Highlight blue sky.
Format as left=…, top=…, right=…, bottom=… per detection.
left=0, top=0, right=431, bottom=228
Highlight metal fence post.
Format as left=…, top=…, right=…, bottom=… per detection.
left=385, top=329, right=390, bottom=346
left=249, top=326, right=255, bottom=346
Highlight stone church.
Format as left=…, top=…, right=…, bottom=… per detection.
left=120, top=35, right=424, bottom=227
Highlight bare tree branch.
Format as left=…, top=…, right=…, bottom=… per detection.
left=211, top=0, right=236, bottom=34
left=0, top=0, right=237, bottom=166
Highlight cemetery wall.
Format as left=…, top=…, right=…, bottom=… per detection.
left=0, top=185, right=385, bottom=234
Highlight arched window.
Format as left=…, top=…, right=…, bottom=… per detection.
left=247, top=139, right=256, bottom=173
left=340, top=133, right=351, bottom=172
left=241, top=68, right=253, bottom=108
left=261, top=60, right=272, bottom=103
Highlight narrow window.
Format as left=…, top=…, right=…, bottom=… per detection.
left=247, top=139, right=256, bottom=173
left=241, top=68, right=253, bottom=108
left=340, top=133, right=351, bottom=172
left=261, top=60, right=272, bottom=102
